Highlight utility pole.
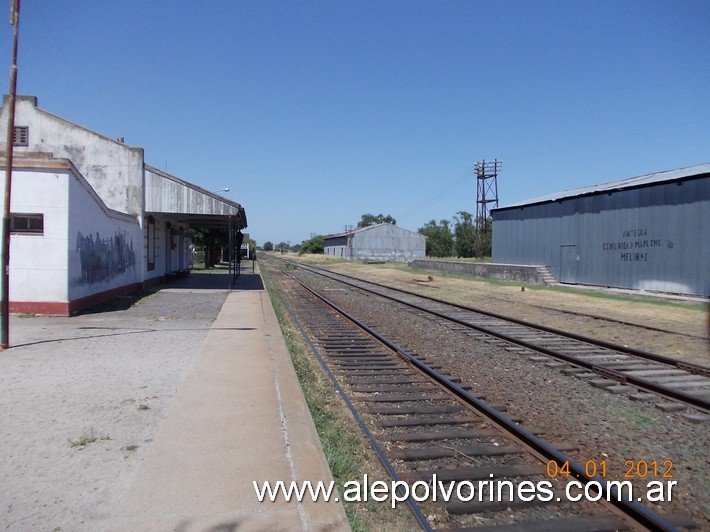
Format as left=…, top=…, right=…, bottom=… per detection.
left=2, top=0, right=20, bottom=349
left=474, top=159, right=501, bottom=232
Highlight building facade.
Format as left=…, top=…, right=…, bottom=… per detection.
left=491, top=164, right=709, bottom=296
left=324, top=223, right=426, bottom=262
left=1, top=95, right=247, bottom=314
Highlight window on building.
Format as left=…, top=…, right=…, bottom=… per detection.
left=13, top=126, right=28, bottom=147
left=11, top=213, right=43, bottom=234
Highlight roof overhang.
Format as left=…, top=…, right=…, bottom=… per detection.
left=144, top=165, right=247, bottom=230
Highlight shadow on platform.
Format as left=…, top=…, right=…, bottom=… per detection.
left=76, top=270, right=264, bottom=316
left=162, top=270, right=264, bottom=291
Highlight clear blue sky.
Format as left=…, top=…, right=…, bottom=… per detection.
left=4, top=0, right=709, bottom=246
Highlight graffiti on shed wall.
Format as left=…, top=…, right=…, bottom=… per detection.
left=75, top=230, right=136, bottom=285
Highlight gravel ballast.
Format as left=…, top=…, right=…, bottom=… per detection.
left=282, top=257, right=709, bottom=527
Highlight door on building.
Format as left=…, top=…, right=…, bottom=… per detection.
left=559, top=245, right=578, bottom=284
left=165, top=223, right=173, bottom=275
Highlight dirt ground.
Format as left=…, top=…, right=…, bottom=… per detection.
left=0, top=284, right=229, bottom=531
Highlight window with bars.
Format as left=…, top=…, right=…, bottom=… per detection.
left=13, top=126, right=28, bottom=146
left=10, top=213, right=43, bottom=234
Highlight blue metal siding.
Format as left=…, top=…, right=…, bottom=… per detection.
left=492, top=176, right=709, bottom=296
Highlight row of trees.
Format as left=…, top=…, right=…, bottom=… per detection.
left=357, top=213, right=396, bottom=227
left=191, top=228, right=256, bottom=267
left=262, top=239, right=324, bottom=254
left=279, top=211, right=491, bottom=259
left=418, top=211, right=492, bottom=258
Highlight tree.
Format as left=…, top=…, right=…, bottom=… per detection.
left=263, top=241, right=274, bottom=251
left=474, top=216, right=493, bottom=258
left=418, top=219, right=454, bottom=258
left=453, top=211, right=476, bottom=258
left=276, top=242, right=289, bottom=253
left=357, top=213, right=397, bottom=228
left=299, top=235, right=325, bottom=255
left=190, top=227, right=228, bottom=268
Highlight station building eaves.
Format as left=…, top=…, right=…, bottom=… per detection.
left=144, top=165, right=247, bottom=230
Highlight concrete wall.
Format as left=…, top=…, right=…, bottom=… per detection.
left=141, top=215, right=191, bottom=283
left=409, top=260, right=549, bottom=284
left=6, top=168, right=70, bottom=306
left=1, top=162, right=142, bottom=314
left=1, top=96, right=145, bottom=216
left=68, top=167, right=142, bottom=302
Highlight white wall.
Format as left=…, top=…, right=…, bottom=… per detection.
left=1, top=97, right=145, bottom=216
left=67, top=168, right=142, bottom=301
left=0, top=162, right=142, bottom=309
left=3, top=169, right=70, bottom=303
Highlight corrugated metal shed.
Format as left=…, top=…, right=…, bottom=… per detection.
left=324, top=223, right=426, bottom=262
left=497, top=164, right=710, bottom=210
left=491, top=164, right=710, bottom=296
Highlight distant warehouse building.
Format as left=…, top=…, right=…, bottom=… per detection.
left=324, top=223, right=426, bottom=262
left=491, top=164, right=709, bottom=297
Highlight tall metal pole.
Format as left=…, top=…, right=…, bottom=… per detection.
left=2, top=0, right=20, bottom=349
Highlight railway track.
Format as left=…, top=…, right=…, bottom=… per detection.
left=262, top=258, right=699, bottom=530
left=269, top=256, right=710, bottom=414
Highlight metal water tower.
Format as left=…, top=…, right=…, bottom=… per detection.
left=475, top=159, right=501, bottom=230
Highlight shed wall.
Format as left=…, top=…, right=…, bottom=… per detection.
left=352, top=226, right=425, bottom=262
left=324, top=224, right=425, bottom=262
left=492, top=177, right=709, bottom=296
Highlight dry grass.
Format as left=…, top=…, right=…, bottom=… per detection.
left=286, top=254, right=709, bottom=365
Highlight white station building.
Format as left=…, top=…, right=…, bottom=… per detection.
left=0, top=95, right=247, bottom=315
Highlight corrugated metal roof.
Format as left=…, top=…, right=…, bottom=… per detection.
left=326, top=223, right=393, bottom=239
left=494, top=163, right=710, bottom=211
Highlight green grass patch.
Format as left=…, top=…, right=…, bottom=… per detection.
left=600, top=403, right=658, bottom=429
left=262, top=267, right=413, bottom=530
left=68, top=427, right=109, bottom=448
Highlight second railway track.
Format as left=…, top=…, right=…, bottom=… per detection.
left=262, top=256, right=705, bottom=530
left=269, top=256, right=710, bottom=414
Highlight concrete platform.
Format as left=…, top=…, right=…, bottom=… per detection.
left=108, top=272, right=349, bottom=530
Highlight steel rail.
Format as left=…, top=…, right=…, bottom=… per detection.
left=269, top=260, right=678, bottom=531
left=278, top=258, right=710, bottom=411
left=290, top=258, right=709, bottom=376
left=268, top=268, right=433, bottom=531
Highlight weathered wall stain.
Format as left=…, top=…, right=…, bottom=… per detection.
left=75, top=230, right=136, bottom=285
